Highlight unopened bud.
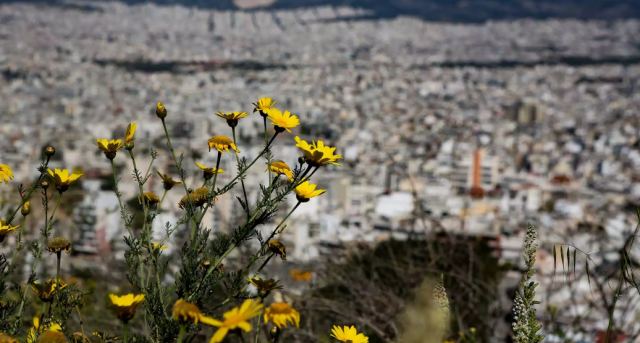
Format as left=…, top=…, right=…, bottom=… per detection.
left=44, top=146, right=56, bottom=157
left=21, top=201, right=31, bottom=216
left=155, top=102, right=167, bottom=119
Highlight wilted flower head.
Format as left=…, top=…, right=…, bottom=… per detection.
left=108, top=293, right=145, bottom=323
left=156, top=101, right=167, bottom=119
left=294, top=136, right=342, bottom=167
left=195, top=162, right=224, bottom=180
left=151, top=242, right=168, bottom=253
left=330, top=325, right=369, bottom=343
left=268, top=240, right=287, bottom=260
left=264, top=302, right=300, bottom=329
left=208, top=299, right=264, bottom=343
left=0, top=164, right=13, bottom=184
left=266, top=108, right=300, bottom=133
left=172, top=299, right=216, bottom=325
left=269, top=160, right=293, bottom=181
left=216, top=111, right=248, bottom=127
left=96, top=138, right=123, bottom=160
left=47, top=168, right=82, bottom=193
left=253, top=97, right=276, bottom=117
left=249, top=277, right=283, bottom=297
left=157, top=171, right=181, bottom=190
left=141, top=191, right=160, bottom=207
left=31, top=278, right=67, bottom=303
left=0, top=221, right=19, bottom=243
left=47, top=237, right=71, bottom=254
left=179, top=186, right=210, bottom=209
left=294, top=181, right=326, bottom=202
left=208, top=135, right=239, bottom=154
left=124, top=122, right=137, bottom=149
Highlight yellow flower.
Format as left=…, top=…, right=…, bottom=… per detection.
left=268, top=160, right=293, bottom=181
left=47, top=237, right=71, bottom=254
left=294, top=181, right=325, bottom=202
left=27, top=317, right=63, bottom=343
left=179, top=187, right=211, bottom=209
left=0, top=164, right=13, bottom=184
left=172, top=299, right=217, bottom=325
left=289, top=269, right=313, bottom=282
left=156, top=101, right=167, bottom=119
left=266, top=108, right=299, bottom=133
left=0, top=332, right=17, bottom=343
left=195, top=161, right=224, bottom=180
left=294, top=136, right=342, bottom=167
left=0, top=220, right=19, bottom=243
left=124, top=122, right=137, bottom=148
left=21, top=201, right=31, bottom=216
left=268, top=240, right=287, bottom=260
left=157, top=171, right=182, bottom=191
left=253, top=97, right=276, bottom=117
left=31, top=278, right=67, bottom=303
left=330, top=325, right=368, bottom=343
left=96, top=138, right=123, bottom=160
left=208, top=135, right=239, bottom=154
left=208, top=299, right=264, bottom=343
left=108, top=293, right=145, bottom=323
left=141, top=191, right=160, bottom=207
left=47, top=168, right=82, bottom=193
left=216, top=111, right=248, bottom=127
left=151, top=242, right=167, bottom=252
left=264, top=302, right=300, bottom=329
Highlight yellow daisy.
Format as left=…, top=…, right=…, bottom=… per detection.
left=216, top=111, right=248, bottom=127
left=208, top=299, right=264, bottom=343
left=156, top=101, right=167, bottom=119
left=0, top=164, right=13, bottom=184
left=207, top=135, right=239, bottom=154
left=96, top=138, right=123, bottom=160
left=294, top=136, right=342, bottom=167
left=0, top=220, right=19, bottom=243
left=253, top=97, right=276, bottom=117
left=195, top=161, right=224, bottom=180
left=179, top=186, right=211, bottom=209
left=27, top=317, right=63, bottom=343
left=330, top=325, right=369, bottom=343
left=172, top=299, right=217, bottom=325
left=268, top=160, right=293, bottom=181
left=47, top=168, right=82, bottom=193
left=266, top=108, right=300, bottom=133
left=264, top=302, right=300, bottom=329
left=108, top=293, right=145, bottom=323
left=124, top=122, right=137, bottom=148
left=151, top=242, right=168, bottom=252
left=294, top=181, right=325, bottom=202
left=31, top=278, right=67, bottom=303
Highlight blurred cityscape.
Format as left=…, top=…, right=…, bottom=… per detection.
left=1, top=0, right=640, bottom=340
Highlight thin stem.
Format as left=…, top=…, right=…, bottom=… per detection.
left=111, top=160, right=132, bottom=234
left=123, top=322, right=130, bottom=343
left=5, top=156, right=50, bottom=225
left=263, top=117, right=272, bottom=188
left=176, top=324, right=186, bottom=343
left=232, top=126, right=251, bottom=217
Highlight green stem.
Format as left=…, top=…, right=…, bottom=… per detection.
left=232, top=126, right=251, bottom=218
left=263, top=117, right=272, bottom=188
left=176, top=324, right=186, bottom=343
left=111, top=160, right=132, bottom=234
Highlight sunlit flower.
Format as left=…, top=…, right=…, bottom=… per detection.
left=109, top=293, right=145, bottom=323
left=294, top=136, right=342, bottom=167
left=0, top=220, right=19, bottom=243
left=253, top=97, right=276, bottom=117
left=264, top=302, right=300, bottom=329
left=31, top=278, right=67, bottom=303
left=157, top=171, right=181, bottom=191
left=47, top=168, right=82, bottom=193
left=269, top=160, right=293, bottom=181
left=295, top=181, right=325, bottom=202
left=195, top=162, right=224, bottom=180
left=208, top=299, right=264, bottom=343
left=289, top=269, right=313, bottom=282
left=0, top=332, right=17, bottom=343
left=268, top=240, right=287, bottom=260
left=47, top=237, right=71, bottom=254
left=330, top=325, right=368, bottom=343
left=0, top=164, right=13, bottom=184
left=96, top=138, right=123, bottom=160
left=124, top=122, right=137, bottom=149
left=141, top=191, right=160, bottom=207
left=156, top=101, right=167, bottom=119
left=208, top=135, right=239, bottom=154
left=216, top=111, right=248, bottom=127
left=179, top=187, right=210, bottom=209
left=249, top=277, right=282, bottom=297
left=266, top=108, right=300, bottom=133
left=27, top=316, right=66, bottom=343
left=172, top=299, right=217, bottom=325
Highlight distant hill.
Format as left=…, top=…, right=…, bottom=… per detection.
left=3, top=0, right=640, bottom=21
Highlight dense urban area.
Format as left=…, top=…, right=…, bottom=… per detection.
left=1, top=1, right=640, bottom=341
